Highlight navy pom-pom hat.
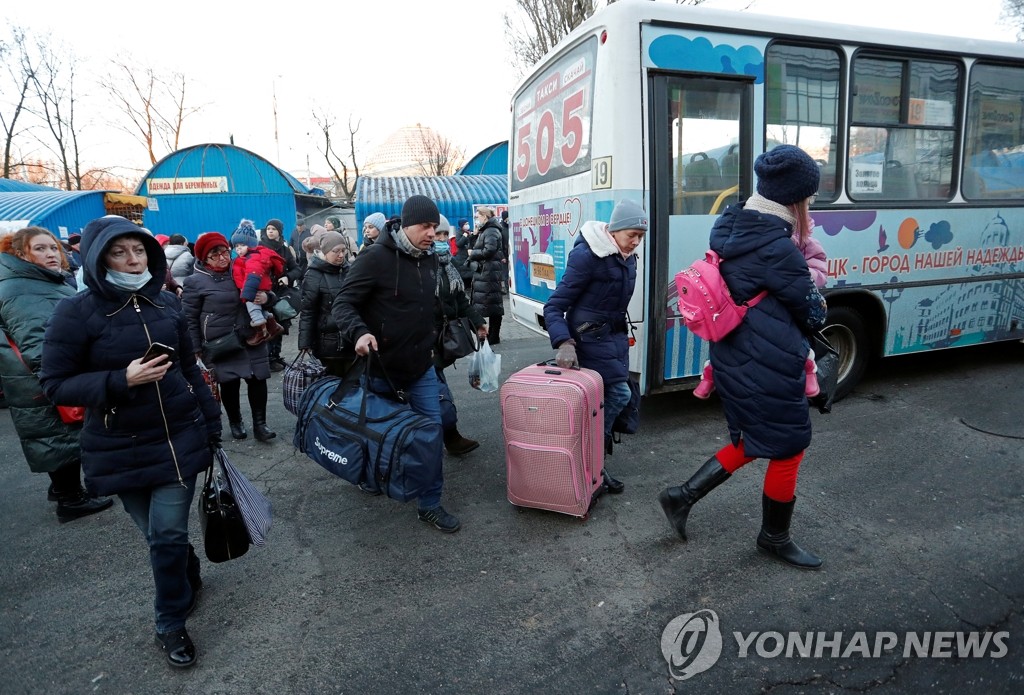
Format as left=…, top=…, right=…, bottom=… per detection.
left=754, top=145, right=820, bottom=205
left=231, top=219, right=259, bottom=248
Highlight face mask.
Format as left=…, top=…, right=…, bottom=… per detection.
left=105, top=267, right=153, bottom=291
left=433, top=241, right=450, bottom=254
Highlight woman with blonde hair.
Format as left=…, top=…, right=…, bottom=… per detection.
left=0, top=227, right=113, bottom=522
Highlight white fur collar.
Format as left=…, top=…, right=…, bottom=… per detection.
left=581, top=220, right=621, bottom=258
left=744, top=193, right=796, bottom=226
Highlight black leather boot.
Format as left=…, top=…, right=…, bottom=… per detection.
left=55, top=487, right=114, bottom=523
left=443, top=428, right=479, bottom=456
left=658, top=456, right=731, bottom=540
left=253, top=411, right=276, bottom=442
left=756, top=493, right=822, bottom=569
left=229, top=420, right=247, bottom=439
left=602, top=435, right=624, bottom=493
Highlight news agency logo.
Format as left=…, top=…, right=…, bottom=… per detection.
left=661, top=609, right=1011, bottom=681
left=660, top=609, right=723, bottom=681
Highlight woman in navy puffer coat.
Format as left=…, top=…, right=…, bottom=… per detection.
left=544, top=200, right=647, bottom=495
left=40, top=215, right=221, bottom=668
left=659, top=145, right=828, bottom=570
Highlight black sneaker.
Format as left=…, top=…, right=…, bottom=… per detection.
left=358, top=482, right=382, bottom=496
left=417, top=506, right=461, bottom=533
left=56, top=491, right=114, bottom=523
left=155, top=627, right=197, bottom=668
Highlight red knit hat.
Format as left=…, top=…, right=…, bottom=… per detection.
left=194, top=232, right=231, bottom=262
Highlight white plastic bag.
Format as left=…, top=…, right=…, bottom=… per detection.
left=468, top=340, right=502, bottom=392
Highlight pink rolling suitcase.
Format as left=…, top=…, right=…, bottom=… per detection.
left=500, top=362, right=605, bottom=517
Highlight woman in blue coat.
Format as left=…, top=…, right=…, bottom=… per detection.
left=40, top=216, right=222, bottom=668
left=659, top=145, right=828, bottom=569
left=543, top=200, right=648, bottom=494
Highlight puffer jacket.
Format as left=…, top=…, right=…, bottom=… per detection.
left=39, top=217, right=222, bottom=496
left=468, top=218, right=505, bottom=317
left=543, top=222, right=637, bottom=386
left=331, top=229, right=438, bottom=388
left=708, top=201, right=828, bottom=459
left=0, top=253, right=80, bottom=473
left=181, top=260, right=271, bottom=382
left=164, top=244, right=195, bottom=282
left=299, top=255, right=353, bottom=360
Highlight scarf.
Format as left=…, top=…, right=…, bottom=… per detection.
left=391, top=228, right=424, bottom=258
left=743, top=193, right=797, bottom=227
left=434, top=244, right=464, bottom=296
left=105, top=268, right=153, bottom=290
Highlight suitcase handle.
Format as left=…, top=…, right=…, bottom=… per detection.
left=536, top=359, right=580, bottom=373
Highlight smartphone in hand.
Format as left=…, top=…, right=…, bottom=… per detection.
left=142, top=342, right=177, bottom=363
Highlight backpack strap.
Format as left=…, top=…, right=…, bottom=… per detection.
left=745, top=290, right=769, bottom=307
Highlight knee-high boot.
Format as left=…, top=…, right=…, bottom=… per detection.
left=658, top=456, right=731, bottom=540
left=221, top=379, right=246, bottom=439
left=756, top=493, right=822, bottom=569
left=247, top=378, right=276, bottom=442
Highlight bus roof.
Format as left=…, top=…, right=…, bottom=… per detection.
left=514, top=0, right=1024, bottom=99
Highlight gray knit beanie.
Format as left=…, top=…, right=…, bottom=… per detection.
left=608, top=200, right=649, bottom=232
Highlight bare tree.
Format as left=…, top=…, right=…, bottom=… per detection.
left=1002, top=0, right=1024, bottom=39
left=0, top=27, right=37, bottom=180
left=312, top=110, right=362, bottom=201
left=415, top=127, right=465, bottom=176
left=104, top=57, right=200, bottom=165
left=503, top=0, right=708, bottom=77
left=30, top=38, right=83, bottom=190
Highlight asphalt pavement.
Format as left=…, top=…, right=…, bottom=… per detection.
left=1, top=301, right=1022, bottom=694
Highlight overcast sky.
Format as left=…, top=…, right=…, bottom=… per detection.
left=4, top=0, right=1018, bottom=179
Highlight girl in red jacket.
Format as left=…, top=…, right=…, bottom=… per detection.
left=231, top=219, right=284, bottom=344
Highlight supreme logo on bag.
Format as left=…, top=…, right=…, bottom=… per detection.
left=675, top=250, right=767, bottom=342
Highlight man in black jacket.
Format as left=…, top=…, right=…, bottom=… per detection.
left=331, top=195, right=460, bottom=533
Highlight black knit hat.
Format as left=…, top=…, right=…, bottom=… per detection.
left=401, top=195, right=440, bottom=228
left=264, top=218, right=284, bottom=234
left=754, top=145, right=820, bottom=205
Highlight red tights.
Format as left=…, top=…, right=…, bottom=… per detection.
left=713, top=440, right=804, bottom=503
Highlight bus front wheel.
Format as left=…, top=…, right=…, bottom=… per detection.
left=822, top=306, right=869, bottom=400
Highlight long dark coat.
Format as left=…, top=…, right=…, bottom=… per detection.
left=0, top=253, right=80, bottom=473
left=181, top=261, right=271, bottom=382
left=543, top=222, right=636, bottom=386
left=298, top=255, right=352, bottom=361
left=39, top=218, right=221, bottom=496
left=708, top=202, right=827, bottom=459
left=468, top=218, right=505, bottom=318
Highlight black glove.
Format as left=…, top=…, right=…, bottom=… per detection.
left=207, top=430, right=222, bottom=450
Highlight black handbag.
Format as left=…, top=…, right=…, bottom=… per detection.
left=808, top=331, right=839, bottom=414
left=198, top=457, right=251, bottom=563
left=202, top=331, right=245, bottom=363
left=440, top=316, right=478, bottom=364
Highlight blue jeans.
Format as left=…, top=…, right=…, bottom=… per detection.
left=369, top=366, right=445, bottom=510
left=604, top=380, right=633, bottom=438
left=119, top=477, right=197, bottom=633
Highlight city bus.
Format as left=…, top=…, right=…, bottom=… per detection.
left=506, top=0, right=1024, bottom=397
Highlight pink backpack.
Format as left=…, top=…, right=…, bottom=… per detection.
left=675, top=250, right=768, bottom=341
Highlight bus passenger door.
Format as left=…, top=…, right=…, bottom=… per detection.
left=647, top=74, right=753, bottom=391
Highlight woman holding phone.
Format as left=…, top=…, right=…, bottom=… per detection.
left=40, top=216, right=222, bottom=669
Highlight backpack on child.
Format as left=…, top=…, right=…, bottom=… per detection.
left=674, top=250, right=767, bottom=341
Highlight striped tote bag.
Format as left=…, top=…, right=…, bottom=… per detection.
left=216, top=448, right=273, bottom=547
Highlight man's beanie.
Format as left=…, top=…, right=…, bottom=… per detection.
left=195, top=232, right=230, bottom=262
left=457, top=218, right=469, bottom=229
left=754, top=145, right=820, bottom=205
left=231, top=219, right=259, bottom=248
left=318, top=231, right=346, bottom=254
left=264, top=218, right=284, bottom=234
left=326, top=215, right=344, bottom=231
left=401, top=195, right=440, bottom=228
left=608, top=200, right=649, bottom=233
